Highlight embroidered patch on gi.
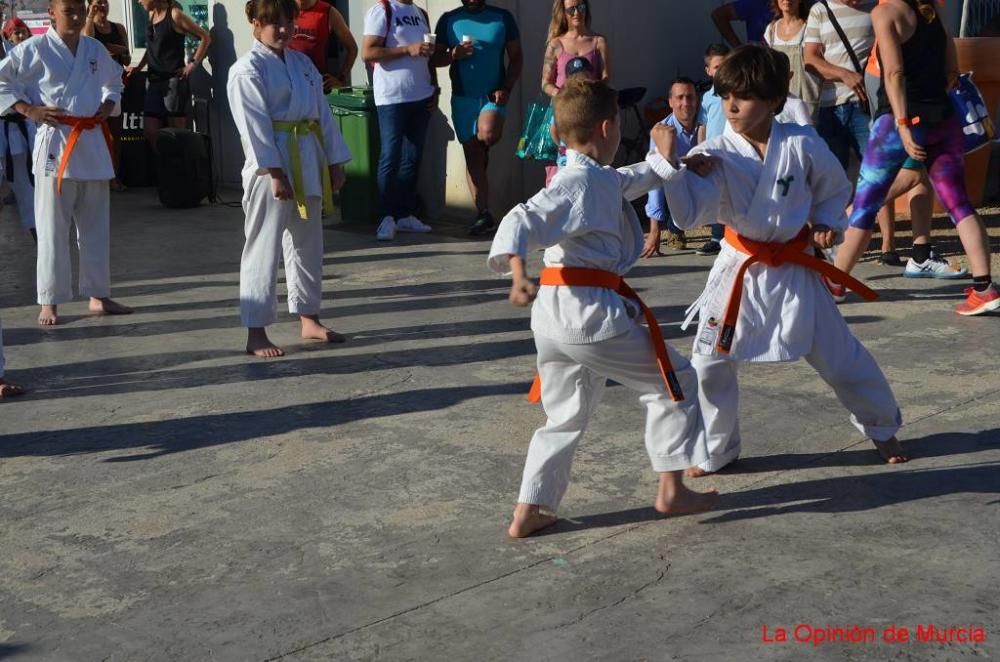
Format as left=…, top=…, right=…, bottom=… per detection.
left=706, top=316, right=719, bottom=329
left=45, top=154, right=56, bottom=174
left=89, top=58, right=98, bottom=74
left=698, top=322, right=719, bottom=347
left=776, top=175, right=795, bottom=197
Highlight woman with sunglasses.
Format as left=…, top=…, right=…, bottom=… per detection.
left=540, top=0, right=609, bottom=183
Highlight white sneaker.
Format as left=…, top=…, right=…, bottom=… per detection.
left=904, top=252, right=969, bottom=279
left=376, top=216, right=396, bottom=241
left=396, top=215, right=433, bottom=233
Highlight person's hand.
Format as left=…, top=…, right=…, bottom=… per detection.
left=178, top=62, right=197, bottom=79
left=25, top=104, right=65, bottom=126
left=87, top=2, right=101, bottom=19
left=94, top=100, right=115, bottom=121
left=452, top=41, right=474, bottom=60
left=651, top=123, right=677, bottom=164
left=509, top=276, right=537, bottom=307
left=897, top=124, right=927, bottom=162
left=125, top=64, right=139, bottom=78
left=329, top=164, right=346, bottom=194
left=641, top=230, right=664, bottom=258
left=812, top=223, right=837, bottom=249
left=271, top=172, right=294, bottom=201
left=681, top=153, right=717, bottom=177
left=491, top=88, right=509, bottom=106
left=407, top=42, right=435, bottom=58
left=841, top=70, right=867, bottom=103
left=322, top=74, right=344, bottom=94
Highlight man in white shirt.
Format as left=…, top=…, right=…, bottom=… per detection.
left=362, top=0, right=437, bottom=241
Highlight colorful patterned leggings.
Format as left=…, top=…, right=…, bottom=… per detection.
left=849, top=113, right=976, bottom=230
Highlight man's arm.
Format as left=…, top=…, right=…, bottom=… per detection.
left=493, top=39, right=523, bottom=106
left=712, top=3, right=743, bottom=47
left=803, top=42, right=866, bottom=102
left=329, top=6, right=358, bottom=82
left=362, top=35, right=431, bottom=64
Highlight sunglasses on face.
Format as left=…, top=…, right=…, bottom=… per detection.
left=565, top=3, right=587, bottom=17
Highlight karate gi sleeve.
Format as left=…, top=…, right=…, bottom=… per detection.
left=615, top=160, right=667, bottom=201
left=97, top=45, right=124, bottom=108
left=805, top=133, right=851, bottom=232
left=0, top=47, right=29, bottom=116
left=313, top=69, right=351, bottom=166
left=487, top=183, right=579, bottom=274
left=646, top=149, right=723, bottom=231
left=227, top=69, right=283, bottom=171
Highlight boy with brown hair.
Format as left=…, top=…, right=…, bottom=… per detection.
left=488, top=77, right=718, bottom=539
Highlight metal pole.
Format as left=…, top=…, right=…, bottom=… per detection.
left=960, top=0, right=972, bottom=37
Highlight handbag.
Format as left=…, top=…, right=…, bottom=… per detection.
left=516, top=94, right=559, bottom=161
left=950, top=72, right=998, bottom=154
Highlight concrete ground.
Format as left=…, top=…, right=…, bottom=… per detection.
left=0, top=190, right=998, bottom=661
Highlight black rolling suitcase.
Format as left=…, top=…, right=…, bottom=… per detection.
left=155, top=128, right=213, bottom=208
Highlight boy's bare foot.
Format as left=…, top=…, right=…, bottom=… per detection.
left=685, top=466, right=713, bottom=478
left=0, top=381, right=26, bottom=399
left=89, top=297, right=133, bottom=315
left=655, top=471, right=719, bottom=515
left=38, top=305, right=58, bottom=326
left=872, top=436, right=909, bottom=464
left=300, top=315, right=346, bottom=344
left=246, top=327, right=285, bottom=358
left=508, top=503, right=558, bottom=538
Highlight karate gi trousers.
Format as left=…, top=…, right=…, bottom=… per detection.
left=240, top=176, right=323, bottom=328
left=691, top=312, right=902, bottom=473
left=35, top=177, right=110, bottom=305
left=519, top=323, right=709, bottom=510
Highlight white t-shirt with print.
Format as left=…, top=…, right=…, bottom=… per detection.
left=363, top=1, right=435, bottom=106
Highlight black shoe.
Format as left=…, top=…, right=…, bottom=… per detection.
left=696, top=239, right=721, bottom=256
left=469, top=212, right=497, bottom=237
left=878, top=250, right=905, bottom=267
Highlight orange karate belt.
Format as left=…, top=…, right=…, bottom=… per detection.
left=527, top=267, right=685, bottom=404
left=57, top=116, right=113, bottom=193
left=717, top=226, right=879, bottom=354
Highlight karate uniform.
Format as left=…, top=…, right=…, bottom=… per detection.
left=0, top=110, right=36, bottom=231
left=227, top=41, right=351, bottom=328
left=0, top=29, right=123, bottom=305
left=489, top=150, right=708, bottom=511
left=651, top=120, right=902, bottom=472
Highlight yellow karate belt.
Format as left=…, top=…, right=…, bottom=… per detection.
left=271, top=119, right=333, bottom=220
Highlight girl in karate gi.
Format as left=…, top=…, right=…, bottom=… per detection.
left=0, top=0, right=130, bottom=326
left=227, top=0, right=350, bottom=357
left=490, top=78, right=718, bottom=539
left=1, top=18, right=37, bottom=242
left=648, top=45, right=907, bottom=476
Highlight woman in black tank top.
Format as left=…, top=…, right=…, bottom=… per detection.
left=128, top=0, right=212, bottom=146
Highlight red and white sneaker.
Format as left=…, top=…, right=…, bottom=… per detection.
left=824, top=277, right=847, bottom=303
left=955, top=284, right=1000, bottom=316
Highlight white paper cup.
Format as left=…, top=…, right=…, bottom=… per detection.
left=462, top=35, right=473, bottom=44
left=423, top=33, right=437, bottom=44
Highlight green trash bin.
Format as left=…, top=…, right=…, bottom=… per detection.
left=328, top=87, right=380, bottom=224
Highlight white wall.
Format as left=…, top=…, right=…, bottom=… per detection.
left=111, top=0, right=729, bottom=220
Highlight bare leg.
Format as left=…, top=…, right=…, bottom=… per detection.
left=508, top=503, right=558, bottom=538
left=143, top=115, right=163, bottom=154
left=462, top=139, right=489, bottom=214
left=38, top=305, right=58, bottom=326
left=89, top=297, right=133, bottom=315
left=955, top=214, right=993, bottom=277
left=300, top=314, right=346, bottom=343
left=246, top=327, right=284, bottom=358
left=876, top=205, right=895, bottom=253
left=655, top=471, right=719, bottom=513
left=907, top=174, right=934, bottom=247
left=834, top=227, right=874, bottom=274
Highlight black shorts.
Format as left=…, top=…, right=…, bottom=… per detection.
left=144, top=76, right=190, bottom=119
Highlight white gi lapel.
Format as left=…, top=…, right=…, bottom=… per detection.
left=45, top=30, right=77, bottom=109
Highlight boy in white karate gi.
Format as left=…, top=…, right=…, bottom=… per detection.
left=227, top=0, right=350, bottom=357
left=0, top=0, right=129, bottom=326
left=1, top=18, right=37, bottom=243
left=489, top=78, right=718, bottom=539
left=648, top=45, right=907, bottom=476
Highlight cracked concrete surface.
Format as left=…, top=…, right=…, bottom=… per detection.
left=0, top=191, right=998, bottom=661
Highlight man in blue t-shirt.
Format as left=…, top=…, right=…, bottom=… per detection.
left=433, top=0, right=523, bottom=236
left=711, top=0, right=772, bottom=46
